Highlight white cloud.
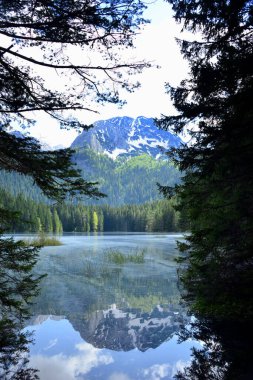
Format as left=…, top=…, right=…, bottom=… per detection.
left=28, top=113, right=79, bottom=148
left=7, top=0, right=193, bottom=147
left=143, top=360, right=190, bottom=380
left=143, top=364, right=171, bottom=380
left=29, top=342, right=113, bottom=380
left=171, top=360, right=190, bottom=377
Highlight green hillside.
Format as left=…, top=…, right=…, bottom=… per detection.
left=73, top=148, right=181, bottom=205
left=0, top=149, right=180, bottom=206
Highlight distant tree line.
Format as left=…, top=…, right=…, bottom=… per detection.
left=102, top=201, right=183, bottom=232
left=0, top=188, right=184, bottom=233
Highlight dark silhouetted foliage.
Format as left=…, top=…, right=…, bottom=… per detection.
left=159, top=1, right=253, bottom=378
left=0, top=0, right=149, bottom=128
left=0, top=2, right=148, bottom=376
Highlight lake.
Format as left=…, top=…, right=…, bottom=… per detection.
left=19, top=233, right=200, bottom=380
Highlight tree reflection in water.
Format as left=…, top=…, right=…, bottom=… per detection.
left=174, top=316, right=252, bottom=380
left=0, top=234, right=43, bottom=379
left=0, top=317, right=39, bottom=379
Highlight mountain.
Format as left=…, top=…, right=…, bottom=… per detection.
left=72, top=149, right=180, bottom=205
left=28, top=242, right=188, bottom=352
left=70, top=116, right=182, bottom=205
left=70, top=304, right=188, bottom=352
left=71, top=116, right=182, bottom=159
left=0, top=117, right=182, bottom=206
left=28, top=304, right=188, bottom=352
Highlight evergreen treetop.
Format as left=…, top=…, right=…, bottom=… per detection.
left=160, top=1, right=253, bottom=377
left=161, top=0, right=253, bottom=293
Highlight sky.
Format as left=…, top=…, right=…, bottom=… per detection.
left=26, top=0, right=189, bottom=147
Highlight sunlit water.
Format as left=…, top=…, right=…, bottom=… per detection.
left=16, top=233, right=200, bottom=380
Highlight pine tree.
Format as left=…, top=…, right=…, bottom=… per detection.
left=98, top=210, right=104, bottom=232
left=52, top=209, right=63, bottom=234
left=164, top=0, right=253, bottom=317
left=92, top=211, right=99, bottom=232
left=0, top=1, right=149, bottom=374
left=160, top=1, right=253, bottom=378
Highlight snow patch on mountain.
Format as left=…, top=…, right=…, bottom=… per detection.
left=71, top=116, right=182, bottom=159
left=106, top=148, right=129, bottom=160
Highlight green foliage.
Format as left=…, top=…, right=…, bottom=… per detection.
left=161, top=0, right=253, bottom=378
left=92, top=211, right=99, bottom=232
left=0, top=187, right=184, bottom=233
left=173, top=317, right=252, bottom=380
left=0, top=1, right=148, bottom=375
left=53, top=209, right=63, bottom=234
left=0, top=171, right=47, bottom=203
left=0, top=235, right=44, bottom=314
left=23, top=233, right=62, bottom=247
left=106, top=249, right=145, bottom=264
left=103, top=198, right=183, bottom=232
left=0, top=132, right=104, bottom=202
left=161, top=0, right=253, bottom=319
left=0, top=149, right=181, bottom=206
left=124, top=294, right=169, bottom=313
left=0, top=316, right=39, bottom=379
left=73, top=149, right=181, bottom=205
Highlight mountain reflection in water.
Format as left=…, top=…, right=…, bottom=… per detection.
left=29, top=303, right=188, bottom=353
left=1, top=234, right=252, bottom=379
left=23, top=233, right=198, bottom=379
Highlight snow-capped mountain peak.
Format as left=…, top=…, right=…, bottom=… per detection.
left=71, top=116, right=181, bottom=159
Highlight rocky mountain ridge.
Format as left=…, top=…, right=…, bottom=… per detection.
left=28, top=303, right=188, bottom=352
left=71, top=116, right=182, bottom=159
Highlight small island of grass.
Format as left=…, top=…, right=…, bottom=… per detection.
left=23, top=232, right=63, bottom=247
left=107, top=249, right=145, bottom=264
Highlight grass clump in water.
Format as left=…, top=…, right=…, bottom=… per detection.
left=107, top=249, right=145, bottom=264
left=23, top=232, right=62, bottom=247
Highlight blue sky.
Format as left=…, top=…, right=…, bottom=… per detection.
left=27, top=0, right=189, bottom=147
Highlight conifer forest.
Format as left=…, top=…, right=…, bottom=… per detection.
left=0, top=1, right=252, bottom=379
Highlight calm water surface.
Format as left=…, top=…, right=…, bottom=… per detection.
left=19, top=233, right=200, bottom=380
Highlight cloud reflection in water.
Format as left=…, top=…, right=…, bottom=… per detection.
left=30, top=342, right=113, bottom=380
